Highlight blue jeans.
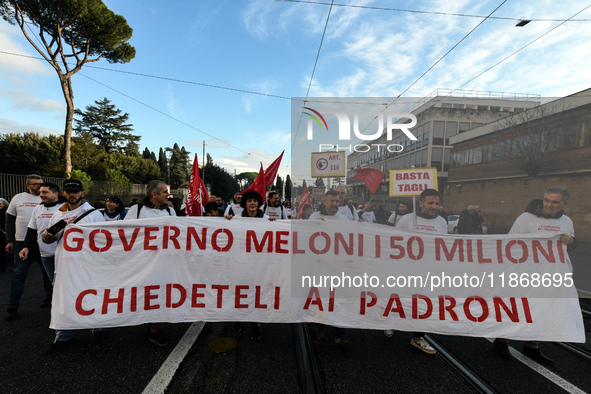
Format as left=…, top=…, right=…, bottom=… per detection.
left=41, top=256, right=55, bottom=284
left=7, top=241, right=52, bottom=309
left=56, top=328, right=103, bottom=342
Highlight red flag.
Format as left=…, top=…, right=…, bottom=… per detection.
left=295, top=180, right=312, bottom=219
left=239, top=150, right=284, bottom=195
left=186, top=154, right=210, bottom=216
left=252, top=162, right=267, bottom=203
left=353, top=168, right=386, bottom=194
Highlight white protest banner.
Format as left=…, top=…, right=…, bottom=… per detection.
left=50, top=218, right=584, bottom=343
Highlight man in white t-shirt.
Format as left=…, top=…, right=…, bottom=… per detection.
left=124, top=180, right=175, bottom=347
left=262, top=191, right=287, bottom=219
left=19, top=183, right=65, bottom=309
left=335, top=185, right=359, bottom=221
left=391, top=188, right=447, bottom=355
left=493, top=186, right=577, bottom=366
left=224, top=193, right=244, bottom=217
left=42, top=179, right=105, bottom=353
left=4, top=174, right=51, bottom=321
left=308, top=189, right=351, bottom=346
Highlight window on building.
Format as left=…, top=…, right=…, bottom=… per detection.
left=452, top=151, right=463, bottom=167
left=441, top=103, right=452, bottom=108
left=472, top=123, right=483, bottom=128
left=433, top=121, right=444, bottom=145
left=453, top=104, right=465, bottom=109
left=490, top=106, right=501, bottom=111
left=432, top=147, right=443, bottom=170
left=477, top=105, right=488, bottom=111
left=459, top=122, right=470, bottom=133
left=567, top=123, right=577, bottom=149
left=578, top=120, right=589, bottom=147
left=473, top=146, right=483, bottom=164
left=421, top=149, right=428, bottom=167
left=446, top=121, right=458, bottom=142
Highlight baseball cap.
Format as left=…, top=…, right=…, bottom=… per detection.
left=63, top=179, right=84, bottom=192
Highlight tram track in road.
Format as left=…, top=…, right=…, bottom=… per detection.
left=425, top=334, right=496, bottom=394
left=293, top=323, right=324, bottom=393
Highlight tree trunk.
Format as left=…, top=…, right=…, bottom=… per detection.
left=59, top=74, right=75, bottom=176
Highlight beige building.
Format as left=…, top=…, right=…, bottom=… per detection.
left=346, top=88, right=540, bottom=207
left=445, top=88, right=591, bottom=238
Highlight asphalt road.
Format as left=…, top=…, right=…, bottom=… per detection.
left=0, top=243, right=589, bottom=394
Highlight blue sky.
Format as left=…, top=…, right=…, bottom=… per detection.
left=1, top=0, right=590, bottom=186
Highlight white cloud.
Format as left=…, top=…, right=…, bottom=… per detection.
left=0, top=87, right=65, bottom=113
left=0, top=23, right=52, bottom=77
left=0, top=117, right=62, bottom=136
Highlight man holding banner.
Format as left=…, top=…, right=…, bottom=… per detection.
left=387, top=188, right=447, bottom=355
left=124, top=180, right=176, bottom=347
left=493, top=186, right=577, bottom=366
left=42, top=179, right=105, bottom=353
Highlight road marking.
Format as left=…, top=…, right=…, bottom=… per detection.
left=486, top=339, right=586, bottom=394
left=143, top=322, right=205, bottom=394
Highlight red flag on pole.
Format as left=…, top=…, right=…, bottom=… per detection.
left=353, top=168, right=386, bottom=194
left=186, top=154, right=210, bottom=216
left=295, top=180, right=312, bottom=219
left=252, top=162, right=267, bottom=203
left=239, top=150, right=284, bottom=195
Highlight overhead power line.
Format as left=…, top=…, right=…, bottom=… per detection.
left=78, top=73, right=263, bottom=160
left=274, top=0, right=591, bottom=22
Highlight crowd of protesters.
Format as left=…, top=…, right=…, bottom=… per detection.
left=1, top=175, right=577, bottom=366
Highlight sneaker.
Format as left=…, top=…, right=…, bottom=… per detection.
left=4, top=308, right=17, bottom=321
left=522, top=345, right=554, bottom=366
left=334, top=337, right=352, bottom=348
left=384, top=330, right=394, bottom=337
left=493, top=339, right=512, bottom=360
left=149, top=329, right=169, bottom=347
left=410, top=337, right=436, bottom=354
left=47, top=339, right=73, bottom=353
left=40, top=296, right=52, bottom=308
left=92, top=330, right=107, bottom=343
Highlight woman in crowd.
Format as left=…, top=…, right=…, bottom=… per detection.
left=387, top=201, right=410, bottom=226
left=103, top=195, right=127, bottom=221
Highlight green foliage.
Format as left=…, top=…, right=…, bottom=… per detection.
left=71, top=133, right=107, bottom=178
left=0, top=0, right=136, bottom=173
left=203, top=163, right=239, bottom=202
left=74, top=97, right=139, bottom=154
left=0, top=0, right=136, bottom=63
left=70, top=169, right=92, bottom=181
left=275, top=175, right=284, bottom=200
left=108, top=152, right=162, bottom=184
left=0, top=132, right=64, bottom=176
left=285, top=174, right=292, bottom=199
left=158, top=148, right=168, bottom=178
left=105, top=169, right=129, bottom=183
left=237, top=172, right=258, bottom=186
left=166, top=144, right=190, bottom=189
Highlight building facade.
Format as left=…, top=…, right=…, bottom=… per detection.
left=445, top=88, right=591, bottom=238
left=346, top=88, right=540, bottom=208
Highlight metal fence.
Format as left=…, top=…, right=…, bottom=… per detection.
left=0, top=173, right=146, bottom=207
